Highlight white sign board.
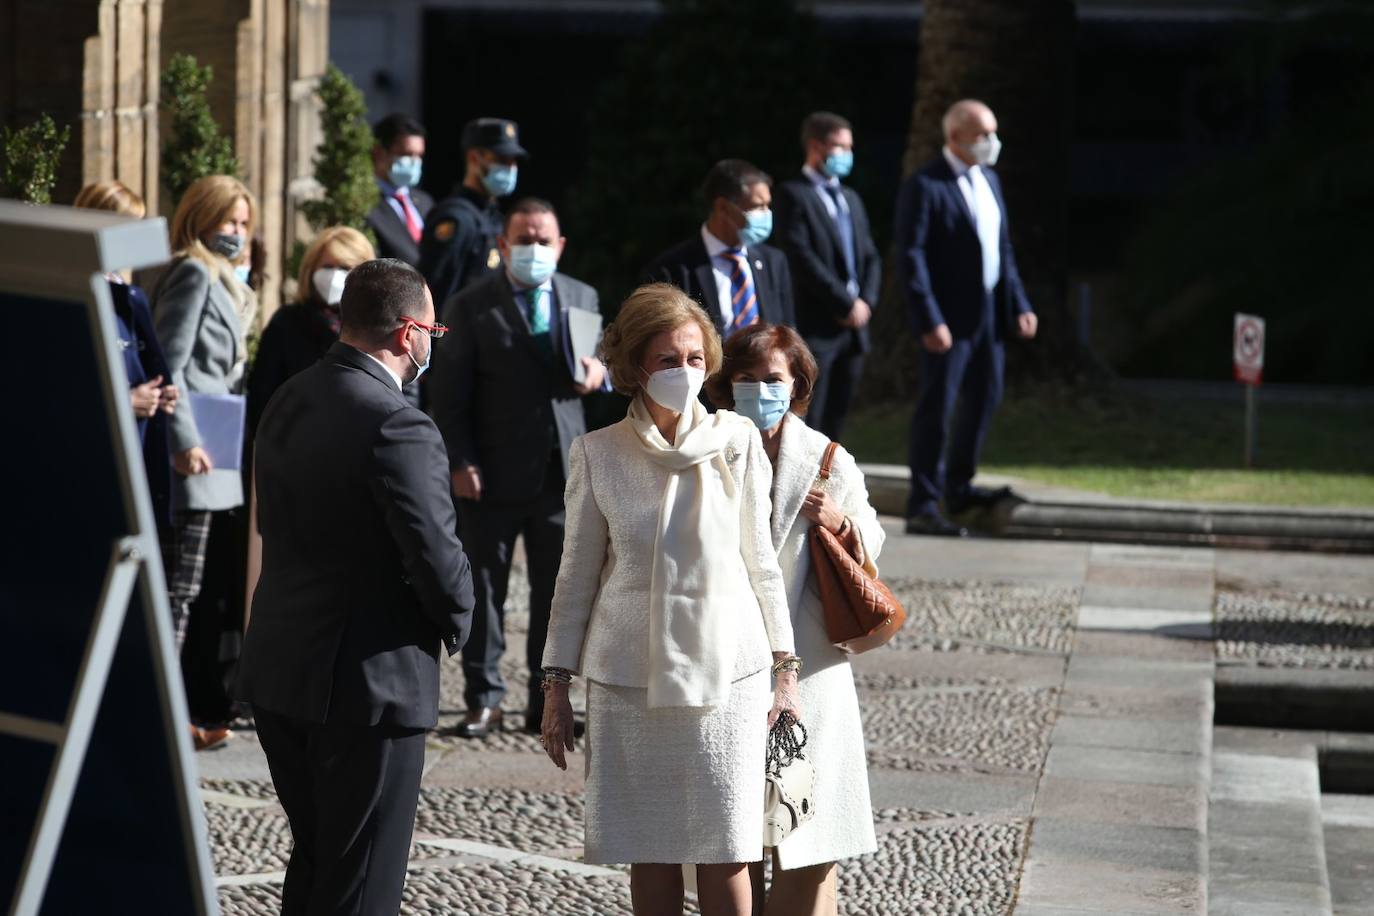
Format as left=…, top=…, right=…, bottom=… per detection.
left=1233, top=313, right=1265, bottom=385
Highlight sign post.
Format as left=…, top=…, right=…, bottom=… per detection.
left=1232, top=313, right=1265, bottom=468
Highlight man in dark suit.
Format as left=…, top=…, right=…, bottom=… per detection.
left=238, top=259, right=475, bottom=915
left=773, top=111, right=882, bottom=440
left=419, top=117, right=527, bottom=305
left=895, top=99, right=1038, bottom=537
left=643, top=159, right=796, bottom=340
left=430, top=198, right=607, bottom=739
left=365, top=113, right=434, bottom=267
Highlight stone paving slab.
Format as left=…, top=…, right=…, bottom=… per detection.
left=1016, top=858, right=1204, bottom=915
left=1042, top=744, right=1209, bottom=789
left=1031, top=776, right=1205, bottom=832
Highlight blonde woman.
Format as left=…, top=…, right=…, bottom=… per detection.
left=152, top=175, right=258, bottom=750
left=540, top=283, right=800, bottom=916
left=246, top=226, right=376, bottom=431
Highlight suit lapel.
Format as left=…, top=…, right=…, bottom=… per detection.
left=749, top=249, right=773, bottom=324
left=802, top=173, right=846, bottom=258
left=691, top=239, right=724, bottom=329
left=207, top=278, right=243, bottom=360
left=770, top=415, right=828, bottom=551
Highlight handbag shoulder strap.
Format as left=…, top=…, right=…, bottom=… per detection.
left=817, top=441, right=840, bottom=481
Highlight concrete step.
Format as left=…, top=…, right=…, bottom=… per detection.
left=1208, top=727, right=1333, bottom=915
left=1322, top=793, right=1374, bottom=916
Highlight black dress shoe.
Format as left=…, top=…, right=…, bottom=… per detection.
left=946, top=485, right=1016, bottom=515
left=904, top=513, right=968, bottom=537
left=455, top=707, right=504, bottom=739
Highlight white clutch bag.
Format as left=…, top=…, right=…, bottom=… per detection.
left=763, top=712, right=816, bottom=847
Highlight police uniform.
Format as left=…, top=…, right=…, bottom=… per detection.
left=419, top=118, right=528, bottom=306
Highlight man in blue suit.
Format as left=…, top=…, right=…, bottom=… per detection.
left=894, top=99, right=1038, bottom=537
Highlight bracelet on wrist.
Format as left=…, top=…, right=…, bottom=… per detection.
left=541, top=668, right=574, bottom=691
left=771, top=655, right=803, bottom=676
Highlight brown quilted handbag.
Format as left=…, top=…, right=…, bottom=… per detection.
left=807, top=442, right=907, bottom=654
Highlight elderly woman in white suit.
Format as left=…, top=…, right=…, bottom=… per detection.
left=708, top=323, right=883, bottom=916
left=540, top=284, right=800, bottom=916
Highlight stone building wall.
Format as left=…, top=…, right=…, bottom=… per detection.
left=1, top=0, right=329, bottom=322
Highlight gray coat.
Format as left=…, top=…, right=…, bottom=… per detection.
left=152, top=257, right=247, bottom=512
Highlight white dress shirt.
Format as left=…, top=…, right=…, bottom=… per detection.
left=942, top=146, right=1002, bottom=292
left=363, top=351, right=404, bottom=391
left=700, top=224, right=755, bottom=328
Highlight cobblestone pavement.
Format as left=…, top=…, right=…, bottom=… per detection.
left=205, top=537, right=1078, bottom=915
left=1216, top=588, right=1374, bottom=669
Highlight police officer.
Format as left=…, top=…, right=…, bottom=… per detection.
left=419, top=118, right=529, bottom=305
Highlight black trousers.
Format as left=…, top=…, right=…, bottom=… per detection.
left=254, top=707, right=426, bottom=916
left=457, top=455, right=566, bottom=711
left=907, top=327, right=1006, bottom=518
left=804, top=330, right=866, bottom=441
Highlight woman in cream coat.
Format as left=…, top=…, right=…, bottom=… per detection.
left=540, top=284, right=800, bottom=916
left=709, top=323, right=883, bottom=916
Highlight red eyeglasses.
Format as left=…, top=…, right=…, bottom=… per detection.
left=399, top=317, right=448, bottom=339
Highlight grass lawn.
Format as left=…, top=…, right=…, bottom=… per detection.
left=843, top=386, right=1374, bottom=508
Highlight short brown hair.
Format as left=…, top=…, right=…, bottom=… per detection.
left=600, top=283, right=722, bottom=396
left=800, top=111, right=851, bottom=150
left=73, top=180, right=147, bottom=218
left=339, top=258, right=428, bottom=343
left=706, top=323, right=818, bottom=417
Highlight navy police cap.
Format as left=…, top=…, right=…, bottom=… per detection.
left=461, top=118, right=528, bottom=158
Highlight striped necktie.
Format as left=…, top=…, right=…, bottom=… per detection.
left=718, top=248, right=759, bottom=330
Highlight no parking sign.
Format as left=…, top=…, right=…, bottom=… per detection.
left=1233, top=313, right=1265, bottom=385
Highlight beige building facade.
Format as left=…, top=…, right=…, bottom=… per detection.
left=1, top=0, right=332, bottom=320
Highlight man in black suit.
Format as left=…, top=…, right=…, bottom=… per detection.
left=894, top=99, right=1038, bottom=537
left=430, top=198, right=607, bottom=739
left=643, top=159, right=796, bottom=340
left=773, top=111, right=882, bottom=440
left=365, top=113, right=434, bottom=267
left=238, top=259, right=475, bottom=915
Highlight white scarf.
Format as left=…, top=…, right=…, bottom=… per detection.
left=627, top=396, right=745, bottom=708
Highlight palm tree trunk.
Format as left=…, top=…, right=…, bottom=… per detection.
left=867, top=0, right=1080, bottom=399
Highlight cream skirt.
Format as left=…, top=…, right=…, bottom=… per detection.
left=583, top=668, right=771, bottom=865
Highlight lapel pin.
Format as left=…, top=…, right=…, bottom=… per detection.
left=754, top=259, right=764, bottom=271
left=724, top=445, right=740, bottom=464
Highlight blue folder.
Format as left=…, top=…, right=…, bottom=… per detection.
left=188, top=392, right=246, bottom=471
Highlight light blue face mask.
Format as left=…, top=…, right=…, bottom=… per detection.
left=389, top=155, right=423, bottom=188
left=508, top=243, right=559, bottom=287
left=732, top=381, right=792, bottom=430
left=482, top=163, right=518, bottom=197
left=407, top=327, right=432, bottom=381
left=233, top=265, right=252, bottom=285
left=737, top=207, right=773, bottom=247
left=824, top=149, right=854, bottom=180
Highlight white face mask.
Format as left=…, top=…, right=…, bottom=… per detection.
left=966, top=133, right=1002, bottom=167
left=312, top=267, right=349, bottom=306
left=644, top=365, right=705, bottom=414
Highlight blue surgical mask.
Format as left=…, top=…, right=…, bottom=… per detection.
left=389, top=155, right=423, bottom=189
left=737, top=208, right=773, bottom=247
left=233, top=265, right=252, bottom=285
left=407, top=328, right=432, bottom=382
left=507, top=243, right=559, bottom=287
left=732, top=381, right=792, bottom=431
left=823, top=149, right=854, bottom=180
left=211, top=233, right=245, bottom=261
left=482, top=163, right=518, bottom=197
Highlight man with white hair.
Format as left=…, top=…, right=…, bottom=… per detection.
left=894, top=98, right=1038, bottom=537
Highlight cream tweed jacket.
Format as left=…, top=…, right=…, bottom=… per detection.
left=542, top=414, right=795, bottom=686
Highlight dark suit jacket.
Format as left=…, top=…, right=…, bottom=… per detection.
left=365, top=185, right=435, bottom=267
left=641, top=235, right=796, bottom=335
left=773, top=174, right=882, bottom=348
left=894, top=156, right=1033, bottom=340
left=246, top=302, right=339, bottom=435
left=238, top=342, right=474, bottom=728
left=430, top=269, right=599, bottom=505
